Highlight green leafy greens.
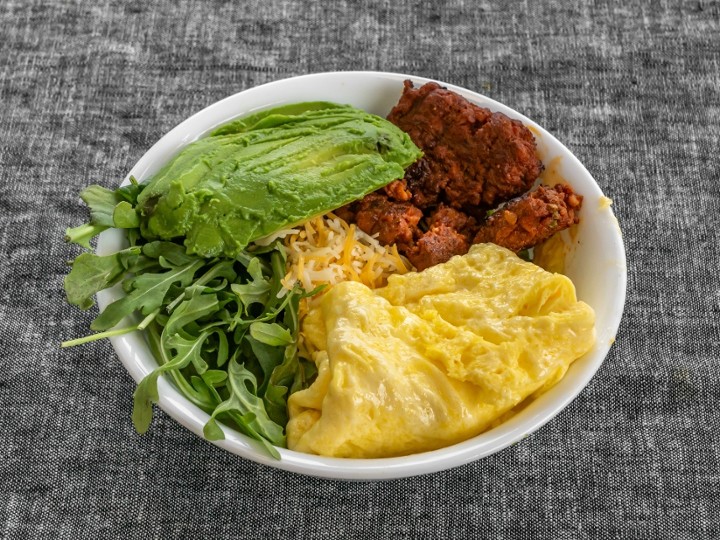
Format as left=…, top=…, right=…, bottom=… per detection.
left=63, top=181, right=321, bottom=459
left=62, top=101, right=422, bottom=459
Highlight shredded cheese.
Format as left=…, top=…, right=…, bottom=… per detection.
left=271, top=213, right=413, bottom=297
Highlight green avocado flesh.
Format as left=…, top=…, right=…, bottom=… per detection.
left=136, top=102, right=422, bottom=258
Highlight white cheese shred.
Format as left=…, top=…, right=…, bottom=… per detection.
left=270, top=213, right=413, bottom=296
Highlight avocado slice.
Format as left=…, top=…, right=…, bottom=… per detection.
left=137, top=102, right=422, bottom=258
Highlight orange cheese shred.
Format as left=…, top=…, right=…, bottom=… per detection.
left=254, top=213, right=413, bottom=300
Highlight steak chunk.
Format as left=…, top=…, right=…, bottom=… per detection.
left=337, top=83, right=583, bottom=272
left=388, top=80, right=543, bottom=209
left=473, top=184, right=583, bottom=252
left=427, top=204, right=478, bottom=240
left=352, top=193, right=422, bottom=250
left=406, top=225, right=470, bottom=271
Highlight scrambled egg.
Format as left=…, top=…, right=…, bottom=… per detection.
left=287, top=243, right=595, bottom=458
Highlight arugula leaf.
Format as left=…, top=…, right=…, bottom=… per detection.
left=112, top=201, right=140, bottom=228
left=91, top=259, right=204, bottom=331
left=262, top=343, right=300, bottom=426
left=202, top=357, right=286, bottom=449
left=164, top=260, right=236, bottom=313
left=66, top=180, right=145, bottom=248
left=265, top=249, right=288, bottom=311
left=165, top=332, right=209, bottom=374
left=144, top=321, right=217, bottom=412
left=64, top=247, right=141, bottom=309
left=246, top=335, right=285, bottom=392
left=163, top=290, right=219, bottom=339
left=269, top=344, right=300, bottom=389
left=133, top=329, right=212, bottom=433
left=116, top=176, right=143, bottom=203
left=201, top=369, right=228, bottom=386
left=206, top=329, right=230, bottom=368
left=65, top=223, right=109, bottom=249
left=230, top=258, right=271, bottom=313
left=189, top=375, right=217, bottom=406
left=282, top=289, right=302, bottom=334
left=142, top=241, right=199, bottom=267
left=193, top=260, right=238, bottom=290
left=249, top=322, right=293, bottom=347
left=79, top=185, right=119, bottom=227
left=134, top=291, right=225, bottom=429
left=263, top=384, right=289, bottom=427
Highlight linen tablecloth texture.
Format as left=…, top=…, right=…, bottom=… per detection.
left=1, top=0, right=718, bottom=538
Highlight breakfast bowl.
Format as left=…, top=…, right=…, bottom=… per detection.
left=94, top=71, right=626, bottom=480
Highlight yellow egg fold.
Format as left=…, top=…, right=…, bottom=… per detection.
left=287, top=243, right=595, bottom=458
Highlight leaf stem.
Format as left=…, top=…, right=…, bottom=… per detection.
left=61, top=309, right=159, bottom=348
left=61, top=325, right=138, bottom=347
left=65, top=223, right=108, bottom=248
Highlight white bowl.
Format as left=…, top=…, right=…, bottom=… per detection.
left=96, top=71, right=626, bottom=480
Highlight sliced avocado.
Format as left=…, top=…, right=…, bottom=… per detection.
left=137, top=102, right=422, bottom=258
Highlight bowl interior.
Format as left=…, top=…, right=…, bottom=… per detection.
left=96, top=71, right=626, bottom=480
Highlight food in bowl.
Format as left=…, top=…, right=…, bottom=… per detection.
left=63, top=77, right=600, bottom=462
left=337, top=81, right=582, bottom=270
left=136, top=102, right=421, bottom=258
left=287, top=243, right=594, bottom=458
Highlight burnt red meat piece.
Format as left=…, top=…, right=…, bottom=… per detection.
left=427, top=204, right=478, bottom=241
left=406, top=225, right=470, bottom=271
left=473, top=184, right=583, bottom=252
left=388, top=80, right=543, bottom=209
left=352, top=193, right=422, bottom=250
left=402, top=158, right=442, bottom=208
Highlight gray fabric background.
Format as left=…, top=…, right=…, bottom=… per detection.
left=1, top=0, right=719, bottom=538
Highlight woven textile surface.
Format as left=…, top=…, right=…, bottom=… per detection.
left=1, top=0, right=719, bottom=538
